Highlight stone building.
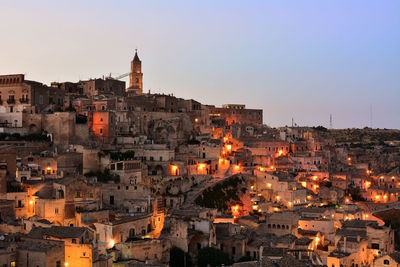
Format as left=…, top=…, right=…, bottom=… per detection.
left=94, top=213, right=153, bottom=251
left=208, top=104, right=263, bottom=126
left=81, top=78, right=126, bottom=97
left=29, top=226, right=93, bottom=267
left=0, top=74, right=65, bottom=114
left=88, top=110, right=116, bottom=145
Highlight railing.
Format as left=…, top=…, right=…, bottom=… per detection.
left=7, top=99, right=15, bottom=104
left=20, top=98, right=29, bottom=103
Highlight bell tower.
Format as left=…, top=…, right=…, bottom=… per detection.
left=128, top=49, right=143, bottom=95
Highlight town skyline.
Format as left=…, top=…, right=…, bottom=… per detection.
left=1, top=2, right=400, bottom=267
left=1, top=0, right=399, bottom=129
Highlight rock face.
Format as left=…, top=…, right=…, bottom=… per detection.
left=195, top=175, right=248, bottom=211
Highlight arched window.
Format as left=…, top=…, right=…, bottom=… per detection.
left=384, top=260, right=390, bottom=265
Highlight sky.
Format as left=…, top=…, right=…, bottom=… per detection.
left=0, top=1, right=399, bottom=129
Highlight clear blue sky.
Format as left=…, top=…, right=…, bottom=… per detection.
left=1, top=0, right=399, bottom=128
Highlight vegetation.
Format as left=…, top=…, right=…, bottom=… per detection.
left=169, top=247, right=193, bottom=267
left=313, top=126, right=328, bottom=132
left=0, top=133, right=51, bottom=142
left=331, top=128, right=400, bottom=144
left=197, top=247, right=231, bottom=267
left=346, top=187, right=365, bottom=202
left=195, top=175, right=245, bottom=210
left=84, top=168, right=120, bottom=183
left=108, top=150, right=135, bottom=160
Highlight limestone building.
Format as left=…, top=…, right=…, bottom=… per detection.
left=127, top=50, right=143, bottom=96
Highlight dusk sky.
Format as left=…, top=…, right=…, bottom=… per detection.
left=1, top=0, right=399, bottom=129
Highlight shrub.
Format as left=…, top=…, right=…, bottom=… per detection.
left=197, top=247, right=231, bottom=267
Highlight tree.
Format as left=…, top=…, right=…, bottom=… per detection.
left=84, top=168, right=120, bottom=183
left=197, top=247, right=231, bottom=267
left=170, top=247, right=193, bottom=267
left=347, top=187, right=365, bottom=202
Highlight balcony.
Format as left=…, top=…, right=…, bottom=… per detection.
left=19, top=98, right=29, bottom=104
left=7, top=99, right=15, bottom=104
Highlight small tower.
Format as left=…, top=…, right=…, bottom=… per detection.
left=127, top=50, right=143, bottom=95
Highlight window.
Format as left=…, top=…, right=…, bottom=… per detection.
left=384, top=259, right=390, bottom=265
left=371, top=243, right=380, bottom=249
left=39, top=95, right=43, bottom=105
left=55, top=208, right=59, bottom=214
left=56, top=261, right=61, bottom=267
left=72, top=238, right=76, bottom=244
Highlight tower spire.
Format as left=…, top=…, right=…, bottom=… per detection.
left=127, top=50, right=143, bottom=95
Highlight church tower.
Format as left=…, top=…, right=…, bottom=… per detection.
left=127, top=50, right=143, bottom=95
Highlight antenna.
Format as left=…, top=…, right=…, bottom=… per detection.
left=369, top=104, right=373, bottom=128
left=292, top=117, right=294, bottom=127
left=330, top=114, right=333, bottom=129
